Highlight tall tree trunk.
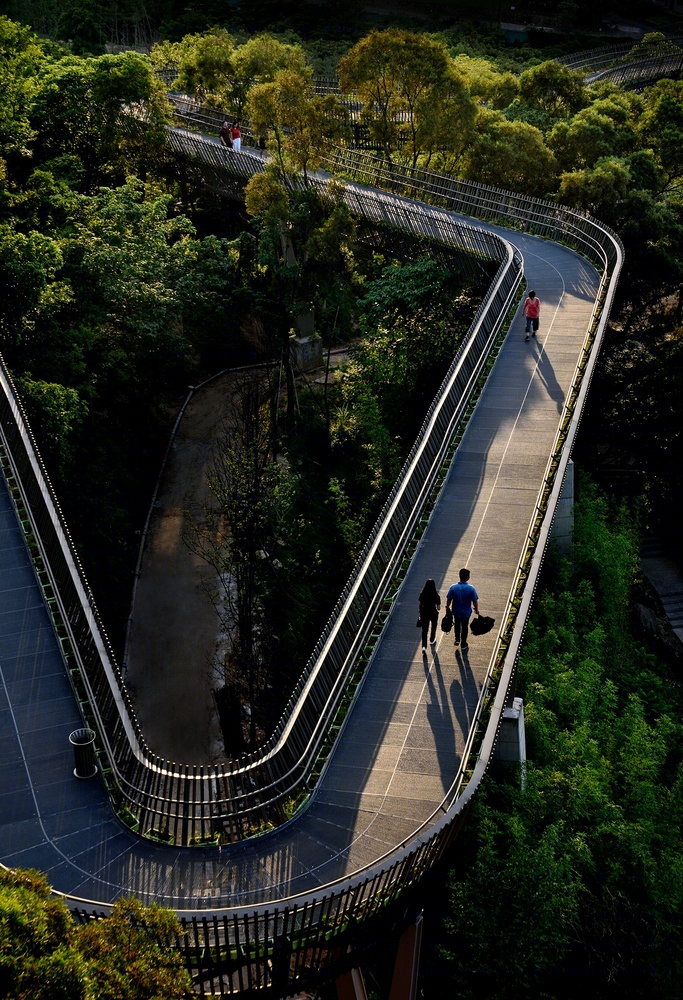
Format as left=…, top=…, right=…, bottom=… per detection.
left=323, top=306, right=339, bottom=443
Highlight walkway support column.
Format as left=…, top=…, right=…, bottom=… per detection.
left=389, top=912, right=423, bottom=1000
left=551, top=458, right=574, bottom=553
left=336, top=965, right=368, bottom=1000
left=494, top=697, right=527, bottom=765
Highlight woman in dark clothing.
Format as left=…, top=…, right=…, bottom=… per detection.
left=219, top=121, right=232, bottom=147
left=418, top=578, right=441, bottom=653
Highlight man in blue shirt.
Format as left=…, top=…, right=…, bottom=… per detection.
left=446, top=568, right=479, bottom=650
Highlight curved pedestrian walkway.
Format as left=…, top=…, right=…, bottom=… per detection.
left=0, top=189, right=600, bottom=913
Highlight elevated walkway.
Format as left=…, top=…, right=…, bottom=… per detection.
left=0, top=209, right=600, bottom=912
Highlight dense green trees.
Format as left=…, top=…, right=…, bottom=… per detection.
left=0, top=16, right=42, bottom=159
left=463, top=109, right=557, bottom=193
left=157, top=30, right=310, bottom=115
left=339, top=29, right=476, bottom=170
left=518, top=59, right=586, bottom=118
left=0, top=20, right=251, bottom=638
left=422, top=483, right=683, bottom=1000
left=548, top=92, right=639, bottom=170
left=246, top=69, right=347, bottom=182
left=0, top=869, right=191, bottom=999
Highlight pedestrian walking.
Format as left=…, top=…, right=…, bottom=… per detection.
left=418, top=578, right=441, bottom=654
left=523, top=289, right=540, bottom=341
left=230, top=121, right=241, bottom=152
left=446, top=568, right=479, bottom=651
left=219, top=121, right=232, bottom=148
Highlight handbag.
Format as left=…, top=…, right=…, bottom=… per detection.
left=440, top=608, right=453, bottom=633
left=469, top=614, right=495, bottom=636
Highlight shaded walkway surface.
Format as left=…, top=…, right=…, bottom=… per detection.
left=0, top=208, right=599, bottom=912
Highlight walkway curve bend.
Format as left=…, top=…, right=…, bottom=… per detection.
left=0, top=123, right=623, bottom=988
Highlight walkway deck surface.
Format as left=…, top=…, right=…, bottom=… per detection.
left=0, top=205, right=599, bottom=912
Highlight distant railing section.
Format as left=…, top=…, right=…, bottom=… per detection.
left=313, top=75, right=343, bottom=95
left=585, top=50, right=683, bottom=86
left=155, top=66, right=178, bottom=88
left=321, top=143, right=621, bottom=277
left=168, top=96, right=252, bottom=139
left=556, top=40, right=635, bottom=72
left=554, top=36, right=683, bottom=80
left=168, top=92, right=381, bottom=151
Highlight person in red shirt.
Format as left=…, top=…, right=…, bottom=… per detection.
left=523, top=289, right=540, bottom=341
left=230, top=122, right=241, bottom=152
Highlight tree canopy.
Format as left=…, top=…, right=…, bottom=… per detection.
left=339, top=28, right=477, bottom=169
left=0, top=869, right=191, bottom=1000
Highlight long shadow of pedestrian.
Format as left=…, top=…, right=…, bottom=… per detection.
left=450, top=647, right=480, bottom=748
left=422, top=651, right=459, bottom=788
left=533, top=340, right=565, bottom=415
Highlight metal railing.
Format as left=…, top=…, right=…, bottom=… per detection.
left=5, top=83, right=625, bottom=998
left=586, top=50, right=683, bottom=86
left=0, top=115, right=623, bottom=855
left=556, top=41, right=634, bottom=71
left=88, top=128, right=621, bottom=1000
left=0, top=129, right=521, bottom=846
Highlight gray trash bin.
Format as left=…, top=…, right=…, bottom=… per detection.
left=69, top=728, right=97, bottom=778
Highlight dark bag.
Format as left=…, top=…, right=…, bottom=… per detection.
left=416, top=617, right=422, bottom=628
left=470, top=614, right=495, bottom=636
left=441, top=608, right=453, bottom=633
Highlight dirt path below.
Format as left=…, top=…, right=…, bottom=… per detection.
left=124, top=352, right=351, bottom=765
left=124, top=373, right=240, bottom=764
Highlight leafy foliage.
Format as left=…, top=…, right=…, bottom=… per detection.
left=339, top=29, right=476, bottom=169
left=0, top=870, right=191, bottom=1000
left=518, top=59, right=587, bottom=118
left=247, top=68, right=348, bottom=182
left=77, top=897, right=191, bottom=1000
left=0, top=869, right=88, bottom=1000
left=464, top=108, right=558, bottom=194
left=424, top=481, right=683, bottom=1000
left=167, top=29, right=311, bottom=116
left=0, top=15, right=42, bottom=159
left=28, top=51, right=171, bottom=190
